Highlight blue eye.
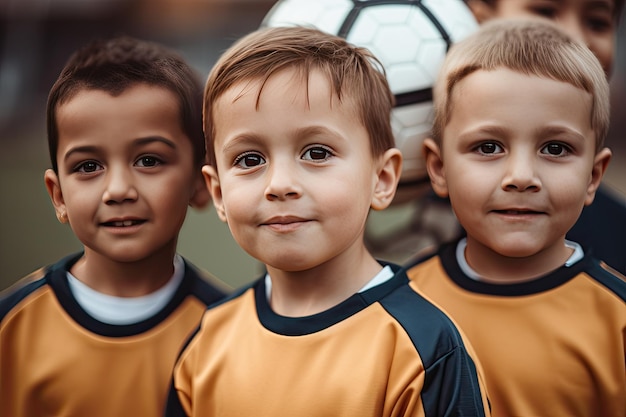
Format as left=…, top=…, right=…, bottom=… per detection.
left=234, top=152, right=265, bottom=168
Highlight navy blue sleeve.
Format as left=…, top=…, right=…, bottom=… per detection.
left=380, top=285, right=488, bottom=417
left=164, top=378, right=188, bottom=417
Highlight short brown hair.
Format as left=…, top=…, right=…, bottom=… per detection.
left=432, top=18, right=610, bottom=151
left=47, top=36, right=205, bottom=172
left=203, top=26, right=395, bottom=167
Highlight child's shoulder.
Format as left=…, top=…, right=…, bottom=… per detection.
left=180, top=257, right=231, bottom=305
left=376, top=265, right=474, bottom=360
left=0, top=253, right=79, bottom=322
left=583, top=255, right=626, bottom=302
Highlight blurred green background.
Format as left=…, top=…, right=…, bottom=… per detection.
left=2, top=0, right=625, bottom=291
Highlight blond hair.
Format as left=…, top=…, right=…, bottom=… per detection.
left=203, top=26, right=395, bottom=166
left=432, top=18, right=610, bottom=151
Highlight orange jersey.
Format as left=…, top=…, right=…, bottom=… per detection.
left=0, top=253, right=227, bottom=417
left=166, top=263, right=491, bottom=417
left=406, top=241, right=626, bottom=417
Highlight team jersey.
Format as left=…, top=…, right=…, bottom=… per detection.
left=405, top=240, right=626, bottom=417
left=0, top=252, right=228, bottom=417
left=166, top=263, right=491, bottom=417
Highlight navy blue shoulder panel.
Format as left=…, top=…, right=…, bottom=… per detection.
left=181, top=259, right=229, bottom=306
left=379, top=272, right=487, bottom=417
left=0, top=253, right=82, bottom=321
left=585, top=257, right=626, bottom=302
left=0, top=273, right=48, bottom=321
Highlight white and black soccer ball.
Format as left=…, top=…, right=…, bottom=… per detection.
left=261, top=0, right=478, bottom=203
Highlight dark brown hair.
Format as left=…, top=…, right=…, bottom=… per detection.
left=46, top=35, right=204, bottom=172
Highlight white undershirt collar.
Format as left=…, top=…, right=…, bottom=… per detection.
left=67, top=254, right=184, bottom=325
left=264, top=265, right=395, bottom=302
left=456, top=238, right=584, bottom=282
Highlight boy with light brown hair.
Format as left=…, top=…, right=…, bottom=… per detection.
left=463, top=0, right=626, bottom=274
left=406, top=18, right=626, bottom=416
left=165, top=25, right=491, bottom=417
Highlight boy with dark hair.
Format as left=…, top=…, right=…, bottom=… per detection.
left=0, top=35, right=229, bottom=417
left=166, top=25, right=491, bottom=417
left=407, top=18, right=626, bottom=416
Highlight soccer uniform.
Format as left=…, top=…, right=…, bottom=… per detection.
left=405, top=240, right=626, bottom=417
left=0, top=252, right=228, bottom=417
left=166, top=263, right=491, bottom=417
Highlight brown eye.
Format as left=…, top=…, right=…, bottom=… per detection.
left=235, top=152, right=265, bottom=168
left=478, top=143, right=500, bottom=154
left=136, top=156, right=161, bottom=167
left=541, top=143, right=570, bottom=157
left=75, top=161, right=102, bottom=173
left=302, top=146, right=333, bottom=161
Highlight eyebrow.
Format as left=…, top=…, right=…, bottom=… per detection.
left=220, top=126, right=345, bottom=154
left=63, top=136, right=177, bottom=162
left=586, top=0, right=614, bottom=13
left=535, top=126, right=587, bottom=142
left=457, top=125, right=587, bottom=142
left=457, top=125, right=510, bottom=140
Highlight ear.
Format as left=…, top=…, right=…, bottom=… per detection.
left=423, top=138, right=449, bottom=198
left=202, top=165, right=227, bottom=222
left=584, top=147, right=612, bottom=206
left=465, top=0, right=497, bottom=23
left=371, top=148, right=403, bottom=211
left=189, top=170, right=211, bottom=210
left=44, top=169, right=69, bottom=224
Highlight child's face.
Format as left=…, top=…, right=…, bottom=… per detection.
left=425, top=68, right=609, bottom=261
left=473, top=0, right=616, bottom=75
left=204, top=68, right=397, bottom=272
left=45, top=84, right=206, bottom=264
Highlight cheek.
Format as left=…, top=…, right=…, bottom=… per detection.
left=320, top=175, right=372, bottom=214
left=220, top=184, right=252, bottom=222
left=545, top=176, right=590, bottom=207
left=63, top=184, right=97, bottom=212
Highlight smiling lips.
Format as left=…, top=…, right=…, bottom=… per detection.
left=261, top=216, right=310, bottom=231
left=493, top=209, right=544, bottom=215
left=102, top=219, right=146, bottom=227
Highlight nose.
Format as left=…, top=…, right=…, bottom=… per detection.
left=265, top=160, right=302, bottom=201
left=501, top=152, right=541, bottom=192
left=102, top=165, right=138, bottom=204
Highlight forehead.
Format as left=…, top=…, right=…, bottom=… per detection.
left=447, top=68, right=593, bottom=134
left=212, top=68, right=369, bottom=152
left=496, top=0, right=616, bottom=12
left=55, top=85, right=188, bottom=149
left=214, top=67, right=360, bottom=126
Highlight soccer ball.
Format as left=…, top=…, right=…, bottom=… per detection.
left=261, top=0, right=478, bottom=203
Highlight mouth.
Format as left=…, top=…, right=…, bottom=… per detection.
left=492, top=209, right=544, bottom=215
left=260, top=215, right=311, bottom=232
left=261, top=215, right=309, bottom=225
left=101, top=219, right=146, bottom=227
